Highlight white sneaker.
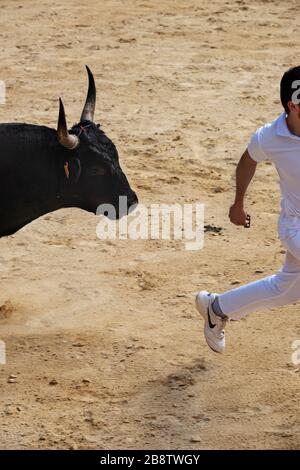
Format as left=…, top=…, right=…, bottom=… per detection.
left=195, top=291, right=227, bottom=354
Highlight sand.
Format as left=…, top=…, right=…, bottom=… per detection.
left=0, top=0, right=299, bottom=450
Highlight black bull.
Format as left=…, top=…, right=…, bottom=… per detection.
left=0, top=67, right=138, bottom=237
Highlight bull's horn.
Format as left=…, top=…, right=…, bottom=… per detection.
left=80, top=65, right=96, bottom=122
left=57, top=98, right=79, bottom=150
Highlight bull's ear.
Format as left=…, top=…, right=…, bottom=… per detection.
left=64, top=158, right=81, bottom=183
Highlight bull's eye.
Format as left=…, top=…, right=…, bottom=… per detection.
left=88, top=165, right=107, bottom=176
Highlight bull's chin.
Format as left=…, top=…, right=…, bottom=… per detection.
left=127, top=202, right=138, bottom=215
left=94, top=204, right=138, bottom=219
left=116, top=202, right=138, bottom=219
left=105, top=208, right=131, bottom=220
left=89, top=196, right=138, bottom=218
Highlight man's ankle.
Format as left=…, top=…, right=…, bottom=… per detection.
left=212, top=297, right=227, bottom=319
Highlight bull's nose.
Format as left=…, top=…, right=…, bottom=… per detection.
left=128, top=192, right=138, bottom=207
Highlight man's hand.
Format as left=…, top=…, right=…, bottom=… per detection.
left=229, top=203, right=248, bottom=226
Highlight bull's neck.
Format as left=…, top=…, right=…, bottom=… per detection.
left=0, top=124, right=75, bottom=237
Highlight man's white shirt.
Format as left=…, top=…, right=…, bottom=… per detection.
left=248, top=112, right=300, bottom=216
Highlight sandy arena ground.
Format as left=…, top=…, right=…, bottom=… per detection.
left=0, top=0, right=299, bottom=450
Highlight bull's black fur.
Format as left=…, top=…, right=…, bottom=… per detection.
left=0, top=118, right=137, bottom=237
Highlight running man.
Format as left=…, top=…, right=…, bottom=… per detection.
left=196, top=66, right=300, bottom=353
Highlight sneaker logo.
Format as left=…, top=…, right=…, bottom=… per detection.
left=207, top=309, right=216, bottom=329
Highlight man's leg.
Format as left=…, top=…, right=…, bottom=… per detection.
left=218, top=248, right=300, bottom=320
left=196, top=226, right=300, bottom=352
left=196, top=249, right=300, bottom=353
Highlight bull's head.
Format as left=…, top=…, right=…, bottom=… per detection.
left=57, top=66, right=138, bottom=218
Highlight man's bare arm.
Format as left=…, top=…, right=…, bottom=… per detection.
left=229, top=149, right=257, bottom=226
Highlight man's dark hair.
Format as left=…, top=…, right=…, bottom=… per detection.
left=280, top=66, right=300, bottom=113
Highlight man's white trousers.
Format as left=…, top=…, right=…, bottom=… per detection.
left=219, top=211, right=300, bottom=320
